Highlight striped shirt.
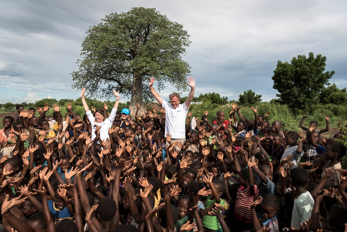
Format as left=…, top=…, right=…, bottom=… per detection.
left=234, top=185, right=259, bottom=223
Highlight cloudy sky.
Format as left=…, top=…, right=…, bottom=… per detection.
left=1, top=0, right=347, bottom=104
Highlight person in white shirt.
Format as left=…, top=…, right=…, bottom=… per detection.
left=81, top=88, right=120, bottom=142
left=149, top=76, right=196, bottom=146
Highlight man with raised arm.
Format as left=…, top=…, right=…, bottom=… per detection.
left=149, top=77, right=196, bottom=146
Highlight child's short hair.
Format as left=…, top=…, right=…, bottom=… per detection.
left=329, top=142, right=347, bottom=160
left=191, top=160, right=202, bottom=170
left=38, top=118, right=48, bottom=126
left=115, top=225, right=138, bottom=232
left=148, top=176, right=161, bottom=193
left=286, top=131, right=299, bottom=142
left=262, top=194, right=280, bottom=210
left=212, top=179, right=226, bottom=195
left=60, top=155, right=70, bottom=161
left=290, top=167, right=309, bottom=187
left=188, top=181, right=203, bottom=196
left=180, top=194, right=193, bottom=204
left=28, top=211, right=48, bottom=229
left=184, top=168, right=197, bottom=179
left=330, top=203, right=347, bottom=231
left=3, top=116, right=14, bottom=123
left=16, top=104, right=24, bottom=110
left=56, top=219, right=78, bottom=232
left=96, top=198, right=117, bottom=221
left=5, top=156, right=21, bottom=169
left=158, top=203, right=179, bottom=227
left=165, top=165, right=177, bottom=179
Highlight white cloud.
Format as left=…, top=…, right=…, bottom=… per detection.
left=47, top=95, right=53, bottom=99
left=24, top=93, right=41, bottom=103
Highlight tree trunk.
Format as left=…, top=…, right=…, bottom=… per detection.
left=129, top=72, right=145, bottom=116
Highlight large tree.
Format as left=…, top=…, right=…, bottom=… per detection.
left=272, top=52, right=334, bottom=113
left=71, top=7, right=191, bottom=113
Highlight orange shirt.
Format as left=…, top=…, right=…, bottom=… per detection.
left=0, top=128, right=16, bottom=143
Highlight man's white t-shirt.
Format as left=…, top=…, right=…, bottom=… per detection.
left=162, top=100, right=189, bottom=139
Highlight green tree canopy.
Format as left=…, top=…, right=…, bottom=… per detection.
left=238, top=90, right=262, bottom=106
left=71, top=7, right=191, bottom=113
left=180, top=92, right=228, bottom=105
left=272, top=52, right=334, bottom=113
left=320, top=83, right=347, bottom=105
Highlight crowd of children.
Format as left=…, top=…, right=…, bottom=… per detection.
left=0, top=97, right=347, bottom=232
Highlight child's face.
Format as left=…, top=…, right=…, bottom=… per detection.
left=261, top=204, right=277, bottom=220
left=122, top=194, right=130, bottom=209
left=189, top=134, right=198, bottom=144
left=20, top=200, right=36, bottom=217
left=177, top=198, right=189, bottom=218
left=272, top=122, right=281, bottom=132
left=17, top=106, right=24, bottom=113
left=324, top=145, right=335, bottom=160
left=29, top=117, right=38, bottom=127
left=41, top=121, right=49, bottom=130
left=312, top=132, right=319, bottom=143
left=285, top=136, right=295, bottom=146
left=262, top=121, right=270, bottom=130
left=273, top=137, right=281, bottom=146
left=210, top=167, right=219, bottom=177
left=258, top=116, right=264, bottom=125
left=54, top=195, right=66, bottom=210
left=309, top=122, right=317, bottom=129
left=183, top=172, right=195, bottom=186
left=136, top=125, right=142, bottom=134
left=237, top=122, right=245, bottom=132
left=59, top=159, right=70, bottom=172
left=262, top=167, right=273, bottom=181
left=3, top=119, right=12, bottom=129
left=217, top=112, right=225, bottom=123
left=34, top=155, right=45, bottom=166
left=13, top=124, right=24, bottom=132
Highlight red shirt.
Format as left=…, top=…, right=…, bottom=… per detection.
left=212, top=120, right=229, bottom=136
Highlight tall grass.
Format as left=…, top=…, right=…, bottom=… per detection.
left=189, top=102, right=345, bottom=133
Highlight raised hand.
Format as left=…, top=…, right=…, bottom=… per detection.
left=140, top=184, right=153, bottom=198
left=86, top=204, right=98, bottom=222
left=29, top=145, right=39, bottom=154
left=81, top=88, right=85, bottom=98
left=1, top=194, right=27, bottom=214
left=251, top=196, right=263, bottom=208
left=112, top=89, right=120, bottom=99
left=187, top=76, right=196, bottom=89
left=202, top=173, right=213, bottom=184
left=217, top=152, right=224, bottom=161
left=57, top=185, right=68, bottom=202
left=106, top=172, right=116, bottom=183
left=169, top=185, right=182, bottom=198
left=139, top=177, right=149, bottom=188
left=180, top=221, right=196, bottom=232
left=198, top=187, right=211, bottom=196
left=325, top=115, right=329, bottom=121
left=43, top=148, right=53, bottom=160
left=2, top=164, right=13, bottom=176
left=53, top=103, right=60, bottom=112
left=0, top=155, right=8, bottom=164
left=149, top=77, right=155, bottom=87
left=163, top=173, right=177, bottom=185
